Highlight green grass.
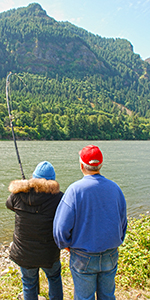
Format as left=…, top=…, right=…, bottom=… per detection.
left=116, top=214, right=150, bottom=290
left=0, top=215, right=149, bottom=299
left=0, top=268, right=22, bottom=299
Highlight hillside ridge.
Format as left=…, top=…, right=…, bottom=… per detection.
left=0, top=2, right=150, bottom=141
left=0, top=3, right=149, bottom=80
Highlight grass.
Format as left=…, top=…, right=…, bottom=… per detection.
left=0, top=268, right=22, bottom=299
left=0, top=215, right=149, bottom=300
left=116, top=214, right=150, bottom=290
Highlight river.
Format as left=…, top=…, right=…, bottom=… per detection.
left=0, top=140, right=150, bottom=244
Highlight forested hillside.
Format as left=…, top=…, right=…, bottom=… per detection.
left=0, top=3, right=150, bottom=140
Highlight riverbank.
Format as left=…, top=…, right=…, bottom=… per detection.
left=0, top=250, right=149, bottom=300
left=0, top=220, right=150, bottom=300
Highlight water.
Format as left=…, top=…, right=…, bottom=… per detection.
left=0, top=140, right=150, bottom=244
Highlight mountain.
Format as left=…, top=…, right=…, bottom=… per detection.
left=0, top=3, right=150, bottom=141
left=0, top=3, right=150, bottom=80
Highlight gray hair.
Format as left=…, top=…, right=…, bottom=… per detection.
left=79, top=157, right=103, bottom=171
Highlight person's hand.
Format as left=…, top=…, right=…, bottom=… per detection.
left=65, top=247, right=70, bottom=252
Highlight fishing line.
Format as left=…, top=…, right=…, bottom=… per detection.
left=14, top=73, right=27, bottom=87
left=6, top=72, right=26, bottom=179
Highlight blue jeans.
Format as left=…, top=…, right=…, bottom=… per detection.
left=20, top=261, right=63, bottom=300
left=70, top=248, right=118, bottom=300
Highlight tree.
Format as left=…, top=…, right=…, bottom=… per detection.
left=0, top=120, right=5, bottom=137
left=130, top=114, right=142, bottom=139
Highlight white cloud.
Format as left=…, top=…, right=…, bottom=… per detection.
left=0, top=0, right=15, bottom=13
left=129, top=2, right=133, bottom=7
left=45, top=1, right=65, bottom=21
left=69, top=16, right=83, bottom=26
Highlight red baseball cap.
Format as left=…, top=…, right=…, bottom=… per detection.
left=79, top=145, right=103, bottom=166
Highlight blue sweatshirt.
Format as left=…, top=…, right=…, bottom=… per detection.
left=53, top=174, right=127, bottom=253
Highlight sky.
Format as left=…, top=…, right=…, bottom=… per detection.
left=0, top=0, right=149, bottom=60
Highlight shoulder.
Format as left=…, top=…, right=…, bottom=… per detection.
left=65, top=177, right=84, bottom=193
left=101, top=175, right=121, bottom=189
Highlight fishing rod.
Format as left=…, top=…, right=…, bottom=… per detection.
left=6, top=72, right=40, bottom=293
left=6, top=72, right=25, bottom=180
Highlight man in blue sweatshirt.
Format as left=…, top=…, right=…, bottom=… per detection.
left=53, top=144, right=127, bottom=300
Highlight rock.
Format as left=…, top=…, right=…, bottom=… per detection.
left=0, top=243, right=20, bottom=277
left=17, top=292, right=23, bottom=300
left=1, top=268, right=9, bottom=276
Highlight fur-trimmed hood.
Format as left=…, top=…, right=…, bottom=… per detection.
left=8, top=178, right=60, bottom=194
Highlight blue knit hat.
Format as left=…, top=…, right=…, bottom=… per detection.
left=32, top=161, right=56, bottom=180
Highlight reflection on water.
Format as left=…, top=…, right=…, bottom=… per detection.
left=0, top=140, right=150, bottom=244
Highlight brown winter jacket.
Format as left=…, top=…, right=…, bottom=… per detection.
left=6, top=178, right=63, bottom=269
